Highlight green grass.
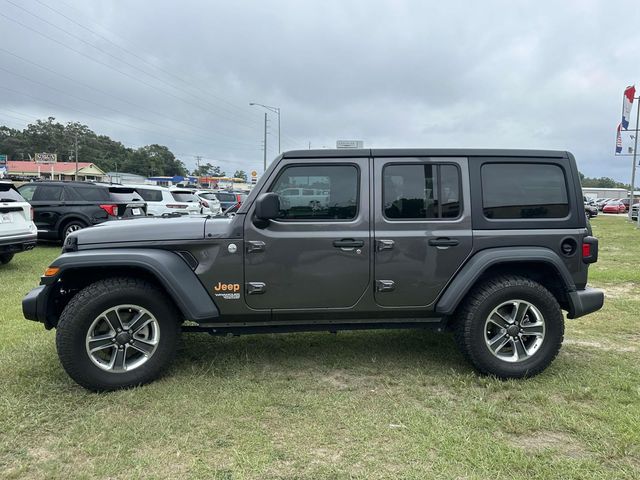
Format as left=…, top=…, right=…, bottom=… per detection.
left=1, top=216, right=639, bottom=479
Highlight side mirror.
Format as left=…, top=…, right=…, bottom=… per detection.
left=255, top=192, right=280, bottom=220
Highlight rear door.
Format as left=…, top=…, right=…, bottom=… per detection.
left=244, top=159, right=370, bottom=310
left=373, top=156, right=473, bottom=307
left=108, top=187, right=146, bottom=217
left=19, top=183, right=65, bottom=233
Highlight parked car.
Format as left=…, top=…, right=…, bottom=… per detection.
left=23, top=148, right=604, bottom=391
left=619, top=198, right=634, bottom=212
left=596, top=198, right=612, bottom=211
left=131, top=184, right=200, bottom=216
left=193, top=190, right=223, bottom=216
left=0, top=181, right=37, bottom=264
left=212, top=191, right=241, bottom=212
left=602, top=201, right=626, bottom=214
left=18, top=181, right=147, bottom=240
left=167, top=188, right=202, bottom=215
left=584, top=203, right=598, bottom=218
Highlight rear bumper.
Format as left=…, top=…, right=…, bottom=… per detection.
left=567, top=287, right=605, bottom=319
left=0, top=232, right=37, bottom=253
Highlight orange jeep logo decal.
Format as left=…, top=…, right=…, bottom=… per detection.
left=214, top=282, right=240, bottom=292
left=213, top=282, right=241, bottom=300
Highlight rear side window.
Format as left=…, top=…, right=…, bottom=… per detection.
left=481, top=163, right=569, bottom=219
left=171, top=192, right=197, bottom=202
left=215, top=192, right=237, bottom=202
left=32, top=185, right=64, bottom=201
left=71, top=186, right=110, bottom=201
left=136, top=188, right=164, bottom=202
left=109, top=187, right=143, bottom=203
left=0, top=183, right=25, bottom=202
left=383, top=164, right=461, bottom=219
left=269, top=164, right=359, bottom=220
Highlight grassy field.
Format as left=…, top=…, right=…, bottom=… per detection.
left=0, top=216, right=638, bottom=479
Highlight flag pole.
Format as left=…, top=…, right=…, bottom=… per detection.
left=630, top=95, right=639, bottom=221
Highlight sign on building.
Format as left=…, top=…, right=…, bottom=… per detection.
left=0, top=154, right=7, bottom=165
left=35, top=152, right=57, bottom=163
left=336, top=140, right=364, bottom=149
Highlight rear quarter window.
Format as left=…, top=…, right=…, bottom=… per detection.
left=481, top=163, right=569, bottom=219
left=0, top=183, right=25, bottom=202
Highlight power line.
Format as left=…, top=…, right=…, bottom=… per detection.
left=33, top=0, right=261, bottom=127
left=0, top=85, right=263, bottom=153
left=0, top=65, right=260, bottom=149
left=0, top=3, right=259, bottom=132
left=0, top=47, right=260, bottom=145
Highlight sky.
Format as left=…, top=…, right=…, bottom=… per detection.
left=1, top=0, right=639, bottom=181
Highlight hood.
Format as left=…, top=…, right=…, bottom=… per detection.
left=68, top=215, right=234, bottom=248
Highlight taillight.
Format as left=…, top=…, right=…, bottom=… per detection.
left=236, top=194, right=242, bottom=204
left=582, top=243, right=591, bottom=258
left=99, top=204, right=118, bottom=216
left=582, top=236, right=598, bottom=264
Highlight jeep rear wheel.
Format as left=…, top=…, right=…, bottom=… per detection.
left=56, top=277, right=181, bottom=391
left=454, top=275, right=564, bottom=379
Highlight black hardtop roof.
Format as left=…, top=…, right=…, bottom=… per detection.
left=282, top=148, right=569, bottom=159
left=24, top=180, right=106, bottom=187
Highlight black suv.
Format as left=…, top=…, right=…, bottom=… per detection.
left=23, top=149, right=604, bottom=391
left=18, top=181, right=146, bottom=240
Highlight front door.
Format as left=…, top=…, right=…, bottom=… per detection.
left=373, top=157, right=473, bottom=307
left=243, top=159, right=370, bottom=310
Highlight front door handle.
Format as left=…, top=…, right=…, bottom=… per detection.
left=333, top=239, right=364, bottom=248
left=428, top=238, right=460, bottom=247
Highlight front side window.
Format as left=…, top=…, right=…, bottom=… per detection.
left=270, top=164, right=358, bottom=220
left=383, top=164, right=461, bottom=219
left=482, top=163, right=569, bottom=219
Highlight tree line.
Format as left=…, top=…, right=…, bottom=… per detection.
left=0, top=117, right=247, bottom=180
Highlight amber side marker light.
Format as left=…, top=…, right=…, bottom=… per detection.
left=43, top=267, right=60, bottom=277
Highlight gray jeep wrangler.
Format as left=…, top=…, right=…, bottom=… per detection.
left=23, top=149, right=604, bottom=391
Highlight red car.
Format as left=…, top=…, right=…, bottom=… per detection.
left=603, top=201, right=626, bottom=214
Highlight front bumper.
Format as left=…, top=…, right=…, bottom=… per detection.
left=22, top=285, right=51, bottom=326
left=567, top=287, right=605, bottom=319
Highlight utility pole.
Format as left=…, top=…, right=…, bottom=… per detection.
left=74, top=134, right=78, bottom=181
left=630, top=97, right=639, bottom=221
left=263, top=112, right=267, bottom=172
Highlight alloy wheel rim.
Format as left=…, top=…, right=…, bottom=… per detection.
left=65, top=224, right=82, bottom=237
left=484, top=300, right=545, bottom=363
left=85, top=304, right=160, bottom=372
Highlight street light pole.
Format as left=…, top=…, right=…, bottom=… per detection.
left=250, top=102, right=281, bottom=154
left=263, top=113, right=267, bottom=172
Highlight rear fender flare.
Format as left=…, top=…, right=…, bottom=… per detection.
left=435, top=247, right=576, bottom=316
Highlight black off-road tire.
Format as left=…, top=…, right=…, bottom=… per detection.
left=56, top=277, right=181, bottom=391
left=454, top=275, right=564, bottom=379
left=0, top=253, right=14, bottom=265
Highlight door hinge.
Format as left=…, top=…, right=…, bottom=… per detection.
left=246, top=282, right=266, bottom=295
left=376, top=239, right=395, bottom=251
left=375, top=280, right=396, bottom=292
left=246, top=240, right=266, bottom=253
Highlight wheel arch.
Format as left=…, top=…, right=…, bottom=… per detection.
left=435, top=247, right=576, bottom=318
left=55, top=214, right=92, bottom=238
left=43, top=249, right=219, bottom=328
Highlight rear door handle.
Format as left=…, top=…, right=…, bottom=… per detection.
left=333, top=239, right=364, bottom=248
left=428, top=238, right=459, bottom=247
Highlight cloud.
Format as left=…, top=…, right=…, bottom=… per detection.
left=0, top=0, right=638, bottom=181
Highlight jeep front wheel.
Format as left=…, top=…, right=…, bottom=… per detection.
left=454, top=275, right=564, bottom=379
left=56, top=277, right=181, bottom=391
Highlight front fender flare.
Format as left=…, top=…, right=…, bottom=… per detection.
left=49, top=249, right=219, bottom=322
left=434, top=247, right=576, bottom=316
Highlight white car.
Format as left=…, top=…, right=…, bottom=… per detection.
left=130, top=185, right=201, bottom=217
left=0, top=181, right=37, bottom=265
left=193, top=190, right=222, bottom=216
